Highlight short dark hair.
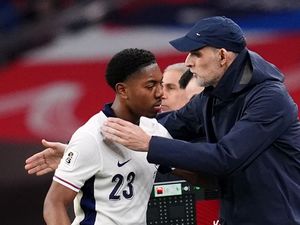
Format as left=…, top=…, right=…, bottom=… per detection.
left=179, top=69, right=193, bottom=89
left=106, top=48, right=157, bottom=90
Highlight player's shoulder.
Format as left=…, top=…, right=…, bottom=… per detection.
left=140, top=116, right=172, bottom=138
left=139, top=117, right=159, bottom=131
left=76, top=111, right=106, bottom=131
left=71, top=111, right=106, bottom=142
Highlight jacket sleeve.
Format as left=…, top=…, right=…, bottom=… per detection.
left=157, top=94, right=205, bottom=142
left=148, top=83, right=298, bottom=176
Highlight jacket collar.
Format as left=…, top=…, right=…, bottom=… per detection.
left=203, top=48, right=249, bottom=101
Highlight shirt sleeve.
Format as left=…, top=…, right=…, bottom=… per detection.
left=148, top=83, right=297, bottom=176
left=54, top=130, right=102, bottom=192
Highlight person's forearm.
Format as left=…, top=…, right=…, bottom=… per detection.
left=43, top=202, right=71, bottom=225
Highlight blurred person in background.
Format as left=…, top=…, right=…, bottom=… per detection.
left=160, top=62, right=204, bottom=112
left=160, top=63, right=189, bottom=112
left=179, top=69, right=204, bottom=100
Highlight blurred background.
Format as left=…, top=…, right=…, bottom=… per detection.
left=1, top=0, right=300, bottom=224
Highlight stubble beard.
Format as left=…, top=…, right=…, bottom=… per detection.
left=198, top=74, right=222, bottom=88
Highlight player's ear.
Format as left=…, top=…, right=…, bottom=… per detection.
left=115, top=82, right=128, bottom=99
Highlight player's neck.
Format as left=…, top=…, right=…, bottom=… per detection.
left=111, top=100, right=140, bottom=125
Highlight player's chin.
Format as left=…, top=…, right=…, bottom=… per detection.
left=145, top=109, right=159, bottom=118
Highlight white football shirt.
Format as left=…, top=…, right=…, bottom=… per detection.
left=54, top=111, right=171, bottom=225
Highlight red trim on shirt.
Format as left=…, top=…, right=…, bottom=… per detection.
left=54, top=175, right=80, bottom=190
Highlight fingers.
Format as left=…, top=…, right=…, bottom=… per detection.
left=42, top=139, right=59, bottom=149
left=25, top=156, right=55, bottom=176
left=26, top=164, right=43, bottom=174
left=101, top=126, right=124, bottom=144
left=103, top=118, right=137, bottom=136
left=25, top=139, right=63, bottom=176
left=102, top=124, right=120, bottom=136
left=102, top=122, right=122, bottom=139
left=36, top=168, right=54, bottom=176
left=25, top=151, right=44, bottom=164
left=26, top=162, right=47, bottom=174
left=27, top=165, right=52, bottom=176
left=25, top=154, right=45, bottom=170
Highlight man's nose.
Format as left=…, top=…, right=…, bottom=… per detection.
left=156, top=84, right=164, bottom=98
left=185, top=53, right=193, bottom=68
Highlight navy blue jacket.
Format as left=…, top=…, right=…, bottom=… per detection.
left=151, top=49, right=300, bottom=224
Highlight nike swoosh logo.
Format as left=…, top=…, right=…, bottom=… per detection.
left=117, top=159, right=131, bottom=167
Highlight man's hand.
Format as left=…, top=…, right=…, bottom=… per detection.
left=101, top=117, right=151, bottom=152
left=25, top=139, right=67, bottom=176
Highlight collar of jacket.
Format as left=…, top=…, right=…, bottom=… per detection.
left=203, top=48, right=250, bottom=101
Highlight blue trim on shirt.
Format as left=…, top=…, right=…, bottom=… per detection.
left=102, top=103, right=116, bottom=118
left=78, top=103, right=115, bottom=224
left=80, top=176, right=97, bottom=225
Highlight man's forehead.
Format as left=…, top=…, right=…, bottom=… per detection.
left=126, top=64, right=162, bottom=85
left=141, top=63, right=160, bottom=72
left=163, top=71, right=182, bottom=82
left=139, top=63, right=162, bottom=77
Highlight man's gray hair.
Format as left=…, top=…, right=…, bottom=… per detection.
left=164, top=63, right=188, bottom=74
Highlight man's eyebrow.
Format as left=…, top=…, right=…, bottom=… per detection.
left=146, top=79, right=159, bottom=83
left=165, top=83, right=177, bottom=88
left=190, top=49, right=201, bottom=54
left=145, top=79, right=162, bottom=86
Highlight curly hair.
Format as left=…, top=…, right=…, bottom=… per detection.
left=106, top=48, right=156, bottom=90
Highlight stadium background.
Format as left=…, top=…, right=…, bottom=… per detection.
left=1, top=1, right=300, bottom=224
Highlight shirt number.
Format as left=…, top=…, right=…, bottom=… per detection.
left=109, top=172, right=135, bottom=200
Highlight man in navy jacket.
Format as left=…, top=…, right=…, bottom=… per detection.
left=102, top=16, right=300, bottom=224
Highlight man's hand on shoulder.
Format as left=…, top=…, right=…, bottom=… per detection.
left=101, top=117, right=151, bottom=152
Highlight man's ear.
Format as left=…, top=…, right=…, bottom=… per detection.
left=219, top=48, right=228, bottom=66
left=115, top=83, right=128, bottom=99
